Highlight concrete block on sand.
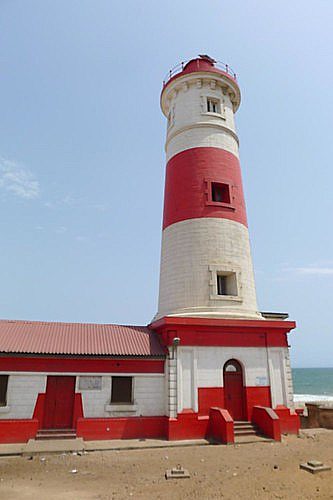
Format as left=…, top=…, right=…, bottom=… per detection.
left=300, top=460, right=331, bottom=474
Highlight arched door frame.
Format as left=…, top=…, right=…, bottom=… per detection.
left=223, top=359, right=246, bottom=421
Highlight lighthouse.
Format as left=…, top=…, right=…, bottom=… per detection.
left=0, top=56, right=300, bottom=445
left=151, top=56, right=299, bottom=440
left=156, top=55, right=260, bottom=320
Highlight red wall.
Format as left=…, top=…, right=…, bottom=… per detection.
left=0, top=419, right=38, bottom=443
left=77, top=416, right=167, bottom=441
left=245, top=387, right=271, bottom=420
left=198, top=388, right=224, bottom=415
left=252, top=406, right=281, bottom=441
left=150, top=317, right=295, bottom=349
left=274, top=406, right=300, bottom=435
left=208, top=407, right=234, bottom=444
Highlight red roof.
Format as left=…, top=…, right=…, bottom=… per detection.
left=0, top=320, right=165, bottom=357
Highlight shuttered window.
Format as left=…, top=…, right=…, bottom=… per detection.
left=111, top=376, right=133, bottom=404
left=0, top=375, right=9, bottom=406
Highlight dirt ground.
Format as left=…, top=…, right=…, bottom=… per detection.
left=0, top=430, right=332, bottom=500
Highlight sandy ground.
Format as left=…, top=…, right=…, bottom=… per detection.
left=0, top=430, right=332, bottom=500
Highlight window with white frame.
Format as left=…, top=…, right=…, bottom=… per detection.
left=207, top=97, right=221, bottom=114
left=209, top=265, right=242, bottom=301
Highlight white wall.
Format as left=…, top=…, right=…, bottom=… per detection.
left=0, top=373, right=165, bottom=420
left=0, top=375, right=46, bottom=419
left=79, top=375, right=165, bottom=418
left=157, top=218, right=260, bottom=320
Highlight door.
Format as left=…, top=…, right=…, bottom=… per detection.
left=43, top=376, right=76, bottom=429
left=223, top=359, right=245, bottom=421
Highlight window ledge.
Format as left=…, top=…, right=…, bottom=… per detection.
left=210, top=294, right=243, bottom=302
left=206, top=200, right=235, bottom=210
left=0, top=406, right=10, bottom=414
left=201, top=112, right=226, bottom=120
left=105, top=404, right=138, bottom=413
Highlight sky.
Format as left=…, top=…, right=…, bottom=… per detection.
left=0, top=1, right=332, bottom=367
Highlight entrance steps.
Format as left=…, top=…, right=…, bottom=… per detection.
left=36, top=429, right=77, bottom=440
left=234, top=421, right=270, bottom=443
left=234, top=421, right=258, bottom=436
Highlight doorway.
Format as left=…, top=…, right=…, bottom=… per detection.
left=223, top=359, right=245, bottom=421
left=43, top=376, right=76, bottom=429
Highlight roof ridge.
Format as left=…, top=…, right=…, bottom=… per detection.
left=0, top=318, right=149, bottom=328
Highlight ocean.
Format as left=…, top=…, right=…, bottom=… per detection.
left=292, top=367, right=333, bottom=403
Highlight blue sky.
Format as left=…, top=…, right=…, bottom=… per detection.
left=0, top=1, right=332, bottom=367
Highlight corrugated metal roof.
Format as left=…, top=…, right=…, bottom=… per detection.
left=0, top=320, right=165, bottom=357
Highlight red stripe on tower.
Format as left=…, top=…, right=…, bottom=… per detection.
left=163, top=147, right=248, bottom=229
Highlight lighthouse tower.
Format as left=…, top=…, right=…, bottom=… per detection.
left=151, top=56, right=299, bottom=440
left=156, top=56, right=260, bottom=320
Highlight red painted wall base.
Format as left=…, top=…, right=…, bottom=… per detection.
left=76, top=416, right=167, bottom=441
left=209, top=408, right=234, bottom=444
left=0, top=419, right=39, bottom=444
left=274, top=406, right=300, bottom=435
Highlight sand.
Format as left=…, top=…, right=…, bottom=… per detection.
left=0, top=430, right=332, bottom=500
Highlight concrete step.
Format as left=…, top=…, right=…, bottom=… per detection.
left=36, top=429, right=76, bottom=440
left=24, top=438, right=85, bottom=455
left=234, top=429, right=257, bottom=436
left=234, top=434, right=273, bottom=444
left=234, top=421, right=259, bottom=436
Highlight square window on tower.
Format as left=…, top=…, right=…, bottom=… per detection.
left=217, top=272, right=238, bottom=296
left=211, top=182, right=231, bottom=204
left=207, top=97, right=221, bottom=114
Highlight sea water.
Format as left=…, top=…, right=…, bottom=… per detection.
left=292, top=367, right=333, bottom=403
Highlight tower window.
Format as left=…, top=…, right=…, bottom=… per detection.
left=211, top=182, right=231, bottom=204
left=217, top=272, right=238, bottom=296
left=111, top=376, right=133, bottom=404
left=207, top=98, right=221, bottom=114
left=0, top=375, right=8, bottom=406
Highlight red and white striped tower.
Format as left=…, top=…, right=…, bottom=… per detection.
left=155, top=56, right=261, bottom=321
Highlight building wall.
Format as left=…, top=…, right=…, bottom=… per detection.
left=176, top=346, right=290, bottom=414
left=0, top=372, right=165, bottom=420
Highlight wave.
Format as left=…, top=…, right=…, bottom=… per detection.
left=293, top=394, right=333, bottom=403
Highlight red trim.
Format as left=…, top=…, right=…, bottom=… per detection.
left=33, top=394, right=46, bottom=429
left=252, top=406, right=281, bottom=441
left=76, top=416, right=167, bottom=440
left=163, top=148, right=247, bottom=229
left=0, top=419, right=38, bottom=443
left=73, top=393, right=84, bottom=427
left=0, top=356, right=165, bottom=373
left=151, top=316, right=296, bottom=331
left=162, top=59, right=238, bottom=96
left=150, top=316, right=295, bottom=348
left=209, top=407, right=234, bottom=444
